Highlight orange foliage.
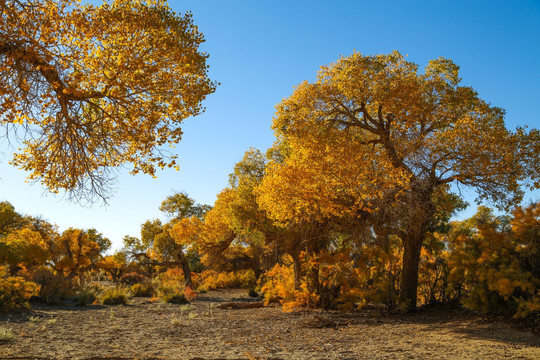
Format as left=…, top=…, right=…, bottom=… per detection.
left=0, top=266, right=40, bottom=311
left=197, top=270, right=256, bottom=291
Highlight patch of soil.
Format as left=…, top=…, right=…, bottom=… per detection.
left=1, top=289, right=539, bottom=359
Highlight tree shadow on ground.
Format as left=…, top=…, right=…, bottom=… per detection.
left=297, top=304, right=540, bottom=347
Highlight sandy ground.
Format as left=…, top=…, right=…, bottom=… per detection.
left=1, top=289, right=539, bottom=360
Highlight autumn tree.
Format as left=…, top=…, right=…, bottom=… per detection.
left=50, top=228, right=102, bottom=279
left=87, top=228, right=111, bottom=255
left=0, top=0, right=216, bottom=201
left=160, top=192, right=210, bottom=287
left=1, top=227, right=50, bottom=275
left=0, top=201, right=25, bottom=236
left=260, top=51, right=538, bottom=308
left=121, top=235, right=155, bottom=276
left=125, top=193, right=209, bottom=288
left=220, top=148, right=282, bottom=276
left=0, top=201, right=58, bottom=276
left=95, top=252, right=125, bottom=282
left=187, top=149, right=284, bottom=278
left=447, top=203, right=540, bottom=317
left=191, top=188, right=237, bottom=268
left=160, top=191, right=211, bottom=220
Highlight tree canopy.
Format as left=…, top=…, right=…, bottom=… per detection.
left=258, top=51, right=539, bottom=307
left=0, top=0, right=216, bottom=202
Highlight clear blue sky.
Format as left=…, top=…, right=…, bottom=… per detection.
left=1, top=0, right=539, bottom=250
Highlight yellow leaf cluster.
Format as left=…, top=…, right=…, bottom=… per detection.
left=1, top=0, right=216, bottom=201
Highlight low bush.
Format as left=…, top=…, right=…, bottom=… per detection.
left=0, top=267, right=40, bottom=311
left=157, top=285, right=189, bottom=304
left=153, top=268, right=192, bottom=304
left=130, top=283, right=154, bottom=297
left=100, top=286, right=130, bottom=305
left=74, top=286, right=97, bottom=306
left=198, top=270, right=256, bottom=291
left=119, top=272, right=147, bottom=285
left=29, top=267, right=70, bottom=305
left=259, top=263, right=296, bottom=307
left=0, top=327, right=14, bottom=342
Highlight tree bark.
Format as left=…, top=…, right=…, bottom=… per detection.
left=398, top=191, right=434, bottom=309
left=400, top=232, right=424, bottom=308
left=307, top=258, right=320, bottom=308
left=178, top=252, right=192, bottom=289
left=291, top=251, right=304, bottom=290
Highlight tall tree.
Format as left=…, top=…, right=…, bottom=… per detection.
left=262, top=51, right=538, bottom=308
left=0, top=0, right=216, bottom=202
left=133, top=193, right=211, bottom=288
left=160, top=192, right=211, bottom=220
left=50, top=228, right=101, bottom=279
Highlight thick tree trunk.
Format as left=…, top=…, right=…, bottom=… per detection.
left=398, top=191, right=435, bottom=310
left=307, top=259, right=320, bottom=308
left=400, top=232, right=424, bottom=308
left=178, top=252, right=192, bottom=289
left=291, top=251, right=304, bottom=290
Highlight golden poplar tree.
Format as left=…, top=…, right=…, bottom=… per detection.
left=259, top=51, right=539, bottom=308
left=1, top=0, right=216, bottom=201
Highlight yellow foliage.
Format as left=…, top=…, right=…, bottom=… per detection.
left=0, top=266, right=40, bottom=311
left=197, top=270, right=256, bottom=291
left=96, top=255, right=124, bottom=281
left=170, top=216, right=203, bottom=247
left=257, top=50, right=537, bottom=307
left=51, top=228, right=100, bottom=278
left=1, top=228, right=50, bottom=271
left=259, top=263, right=296, bottom=306
left=448, top=204, right=540, bottom=317
left=1, top=0, right=216, bottom=201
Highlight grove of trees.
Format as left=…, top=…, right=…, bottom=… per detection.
left=0, top=1, right=538, bottom=320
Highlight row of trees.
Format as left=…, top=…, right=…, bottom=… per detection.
left=1, top=1, right=538, bottom=315
left=174, top=52, right=536, bottom=311
left=139, top=149, right=536, bottom=316
left=0, top=201, right=114, bottom=306
left=1, top=188, right=538, bottom=317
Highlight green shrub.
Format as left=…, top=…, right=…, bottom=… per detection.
left=0, top=327, right=14, bottom=342
left=100, top=286, right=130, bottom=305
left=74, top=286, right=97, bottom=306
left=156, top=284, right=189, bottom=304
left=130, top=283, right=153, bottom=297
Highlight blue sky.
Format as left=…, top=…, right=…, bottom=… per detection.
left=1, top=0, right=539, bottom=250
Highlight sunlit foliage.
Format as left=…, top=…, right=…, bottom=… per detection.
left=448, top=203, right=540, bottom=318
left=258, top=51, right=538, bottom=307
left=0, top=266, right=40, bottom=311
left=1, top=0, right=216, bottom=201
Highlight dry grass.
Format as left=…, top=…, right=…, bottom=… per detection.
left=0, top=289, right=538, bottom=359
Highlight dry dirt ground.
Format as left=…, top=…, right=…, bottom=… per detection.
left=1, top=289, right=539, bottom=360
